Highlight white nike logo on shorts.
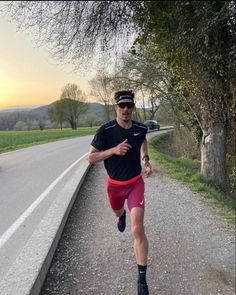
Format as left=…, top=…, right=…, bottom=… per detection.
left=140, top=200, right=144, bottom=205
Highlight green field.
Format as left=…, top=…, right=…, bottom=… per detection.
left=0, top=127, right=98, bottom=153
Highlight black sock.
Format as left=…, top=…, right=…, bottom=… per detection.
left=138, top=264, right=147, bottom=285
left=119, top=209, right=125, bottom=220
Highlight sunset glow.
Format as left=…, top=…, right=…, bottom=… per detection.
left=0, top=71, right=16, bottom=108
left=0, top=4, right=91, bottom=110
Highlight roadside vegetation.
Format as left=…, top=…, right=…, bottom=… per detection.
left=0, top=127, right=97, bottom=153
left=149, top=130, right=236, bottom=223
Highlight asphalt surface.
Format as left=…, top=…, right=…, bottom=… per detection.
left=40, top=162, right=235, bottom=295
left=0, top=136, right=93, bottom=282
left=0, top=135, right=93, bottom=236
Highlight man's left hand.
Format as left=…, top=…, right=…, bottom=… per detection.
left=143, top=162, right=152, bottom=177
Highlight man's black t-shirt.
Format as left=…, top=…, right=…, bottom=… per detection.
left=91, top=120, right=148, bottom=181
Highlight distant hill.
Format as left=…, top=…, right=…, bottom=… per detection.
left=28, top=101, right=106, bottom=119
left=0, top=101, right=106, bottom=130
left=28, top=101, right=57, bottom=118
left=85, top=102, right=105, bottom=118
left=0, top=108, right=34, bottom=113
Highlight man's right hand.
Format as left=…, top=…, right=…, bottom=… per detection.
left=113, top=139, right=132, bottom=156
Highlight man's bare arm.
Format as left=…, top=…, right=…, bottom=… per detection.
left=88, top=139, right=132, bottom=164
left=141, top=138, right=148, bottom=160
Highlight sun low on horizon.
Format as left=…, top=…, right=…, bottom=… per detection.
left=0, top=65, right=70, bottom=109
left=0, top=6, right=91, bottom=110
left=0, top=70, right=15, bottom=108
left=0, top=68, right=58, bottom=109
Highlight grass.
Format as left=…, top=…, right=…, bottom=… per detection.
left=149, top=132, right=236, bottom=223
left=0, top=127, right=98, bottom=153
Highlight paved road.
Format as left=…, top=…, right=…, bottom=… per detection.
left=0, top=135, right=94, bottom=236
left=0, top=135, right=93, bottom=278
left=41, top=163, right=235, bottom=295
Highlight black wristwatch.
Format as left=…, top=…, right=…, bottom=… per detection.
left=142, top=155, right=150, bottom=162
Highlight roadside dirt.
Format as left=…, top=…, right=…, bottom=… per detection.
left=40, top=163, right=235, bottom=295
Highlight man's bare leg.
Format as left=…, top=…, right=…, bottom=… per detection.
left=130, top=207, right=149, bottom=294
left=130, top=207, right=148, bottom=265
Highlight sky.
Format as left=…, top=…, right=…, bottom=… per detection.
left=0, top=5, right=93, bottom=110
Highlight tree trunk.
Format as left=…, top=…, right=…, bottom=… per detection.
left=201, top=124, right=227, bottom=190
left=105, top=103, right=110, bottom=121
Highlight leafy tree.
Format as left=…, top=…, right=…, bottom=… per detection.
left=59, top=83, right=88, bottom=130
left=52, top=100, right=67, bottom=129
left=132, top=1, right=235, bottom=190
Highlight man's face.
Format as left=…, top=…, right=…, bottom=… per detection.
left=114, top=100, right=135, bottom=122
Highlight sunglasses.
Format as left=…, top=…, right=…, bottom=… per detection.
left=116, top=102, right=135, bottom=109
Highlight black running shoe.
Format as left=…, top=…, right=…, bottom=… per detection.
left=138, top=283, right=149, bottom=295
left=117, top=210, right=126, bottom=232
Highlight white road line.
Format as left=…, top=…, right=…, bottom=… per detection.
left=0, top=153, right=89, bottom=249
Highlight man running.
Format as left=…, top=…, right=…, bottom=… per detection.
left=88, top=90, right=152, bottom=295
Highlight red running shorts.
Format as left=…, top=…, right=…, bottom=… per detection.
left=106, top=175, right=145, bottom=211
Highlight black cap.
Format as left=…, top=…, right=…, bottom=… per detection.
left=114, top=90, right=134, bottom=103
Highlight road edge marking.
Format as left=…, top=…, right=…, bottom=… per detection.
left=0, top=153, right=88, bottom=249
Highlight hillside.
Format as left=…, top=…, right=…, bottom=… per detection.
left=0, top=101, right=105, bottom=131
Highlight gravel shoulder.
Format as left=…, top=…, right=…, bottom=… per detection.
left=40, top=162, right=235, bottom=295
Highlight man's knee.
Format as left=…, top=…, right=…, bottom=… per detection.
left=130, top=207, right=145, bottom=239
left=131, top=222, right=144, bottom=240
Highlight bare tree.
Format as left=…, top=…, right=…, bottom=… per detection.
left=89, top=73, right=113, bottom=121
left=147, top=91, right=161, bottom=120
left=111, top=52, right=174, bottom=120
left=14, top=121, right=27, bottom=131
left=84, top=114, right=100, bottom=128
left=140, top=89, right=147, bottom=121
left=3, top=1, right=135, bottom=69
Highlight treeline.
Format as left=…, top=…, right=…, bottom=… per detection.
left=0, top=95, right=173, bottom=131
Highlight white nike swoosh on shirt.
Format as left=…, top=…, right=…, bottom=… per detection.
left=134, top=133, right=140, bottom=136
